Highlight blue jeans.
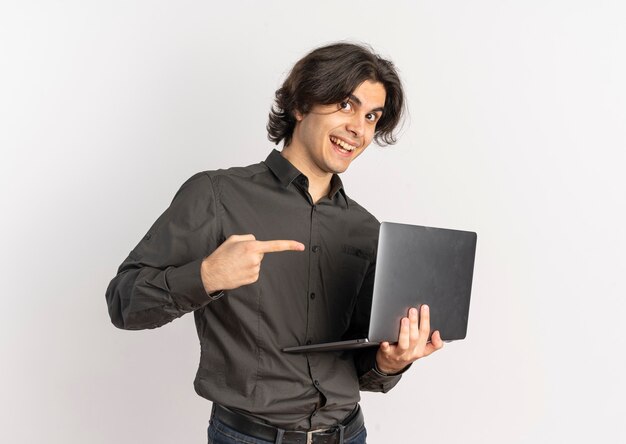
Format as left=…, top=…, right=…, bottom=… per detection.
left=207, top=415, right=367, bottom=444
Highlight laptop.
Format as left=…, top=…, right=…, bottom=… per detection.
left=282, top=222, right=477, bottom=353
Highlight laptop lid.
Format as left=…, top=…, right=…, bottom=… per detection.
left=368, top=222, right=477, bottom=343
left=282, top=222, right=477, bottom=353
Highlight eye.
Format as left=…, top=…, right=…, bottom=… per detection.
left=366, top=112, right=380, bottom=123
left=339, top=101, right=353, bottom=112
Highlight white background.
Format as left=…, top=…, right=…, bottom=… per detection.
left=1, top=1, right=625, bottom=443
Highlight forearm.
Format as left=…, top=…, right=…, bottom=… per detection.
left=106, top=258, right=211, bottom=330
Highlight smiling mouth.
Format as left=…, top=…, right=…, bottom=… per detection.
left=330, top=136, right=357, bottom=153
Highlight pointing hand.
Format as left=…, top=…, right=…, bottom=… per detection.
left=201, top=234, right=305, bottom=294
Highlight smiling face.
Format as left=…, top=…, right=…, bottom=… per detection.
left=283, top=80, right=387, bottom=179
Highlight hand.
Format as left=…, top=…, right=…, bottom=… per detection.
left=201, top=234, right=305, bottom=293
left=375, top=305, right=444, bottom=374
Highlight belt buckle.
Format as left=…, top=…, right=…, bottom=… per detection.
left=306, top=428, right=327, bottom=444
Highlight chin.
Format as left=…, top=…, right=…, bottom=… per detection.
left=327, top=162, right=351, bottom=174
left=322, top=151, right=357, bottom=174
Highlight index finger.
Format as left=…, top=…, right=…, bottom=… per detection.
left=418, top=304, right=431, bottom=346
left=255, top=240, right=305, bottom=253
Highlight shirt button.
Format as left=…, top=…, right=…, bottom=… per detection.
left=312, top=245, right=320, bottom=253
left=314, top=380, right=320, bottom=387
left=310, top=293, right=316, bottom=300
left=306, top=340, right=312, bottom=345
left=145, top=233, right=152, bottom=240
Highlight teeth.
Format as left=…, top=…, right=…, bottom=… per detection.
left=330, top=136, right=356, bottom=152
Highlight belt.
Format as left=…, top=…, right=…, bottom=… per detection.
left=211, top=404, right=364, bottom=444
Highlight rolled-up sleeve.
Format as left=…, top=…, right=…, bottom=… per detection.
left=105, top=172, right=221, bottom=330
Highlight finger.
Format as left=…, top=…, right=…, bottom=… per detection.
left=397, top=317, right=410, bottom=351
left=417, top=304, right=431, bottom=349
left=424, top=331, right=444, bottom=356
left=431, top=330, right=444, bottom=350
left=227, top=234, right=256, bottom=243
left=408, top=307, right=419, bottom=346
left=255, top=240, right=305, bottom=253
left=380, top=341, right=391, bottom=354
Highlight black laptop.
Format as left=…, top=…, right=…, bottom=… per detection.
left=282, top=222, right=477, bottom=353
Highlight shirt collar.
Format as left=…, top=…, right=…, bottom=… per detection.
left=264, top=149, right=350, bottom=209
left=265, top=149, right=301, bottom=188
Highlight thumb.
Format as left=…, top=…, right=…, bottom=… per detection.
left=225, top=234, right=256, bottom=244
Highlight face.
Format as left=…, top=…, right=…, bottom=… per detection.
left=288, top=80, right=386, bottom=177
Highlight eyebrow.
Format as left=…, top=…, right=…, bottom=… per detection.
left=348, top=94, right=385, bottom=114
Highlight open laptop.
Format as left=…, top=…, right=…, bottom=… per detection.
left=282, top=222, right=477, bottom=353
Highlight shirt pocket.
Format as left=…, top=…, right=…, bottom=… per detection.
left=341, top=244, right=374, bottom=275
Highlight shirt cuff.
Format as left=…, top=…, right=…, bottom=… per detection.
left=357, top=350, right=410, bottom=393
left=162, top=258, right=218, bottom=309
left=359, top=366, right=404, bottom=393
left=374, top=362, right=412, bottom=377
left=207, top=290, right=224, bottom=300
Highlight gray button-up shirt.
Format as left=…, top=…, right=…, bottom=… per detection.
left=106, top=150, right=403, bottom=430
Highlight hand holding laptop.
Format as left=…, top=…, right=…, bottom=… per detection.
left=375, top=305, right=444, bottom=375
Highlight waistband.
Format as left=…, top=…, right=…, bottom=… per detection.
left=211, top=404, right=364, bottom=444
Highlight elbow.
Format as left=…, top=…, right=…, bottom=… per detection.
left=105, top=275, right=175, bottom=331
left=105, top=281, right=144, bottom=330
left=106, top=299, right=167, bottom=331
left=106, top=296, right=136, bottom=330
left=108, top=309, right=167, bottom=331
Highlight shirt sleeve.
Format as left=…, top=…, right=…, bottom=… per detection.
left=344, top=259, right=407, bottom=393
left=105, top=172, right=221, bottom=330
left=355, top=349, right=409, bottom=392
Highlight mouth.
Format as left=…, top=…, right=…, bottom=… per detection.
left=330, top=136, right=358, bottom=155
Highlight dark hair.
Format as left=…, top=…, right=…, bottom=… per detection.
left=267, top=42, right=406, bottom=147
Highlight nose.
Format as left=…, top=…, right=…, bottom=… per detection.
left=346, top=113, right=365, bottom=139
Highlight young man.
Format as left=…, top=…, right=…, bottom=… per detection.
left=106, top=42, right=444, bottom=444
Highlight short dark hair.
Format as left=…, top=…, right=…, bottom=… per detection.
left=267, top=42, right=406, bottom=147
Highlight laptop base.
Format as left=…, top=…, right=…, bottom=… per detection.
left=282, top=338, right=380, bottom=353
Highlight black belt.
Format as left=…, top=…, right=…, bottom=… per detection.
left=211, top=404, right=364, bottom=444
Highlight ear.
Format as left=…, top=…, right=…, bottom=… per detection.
left=294, top=109, right=303, bottom=121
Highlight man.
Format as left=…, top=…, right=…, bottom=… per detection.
left=106, top=42, right=444, bottom=444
